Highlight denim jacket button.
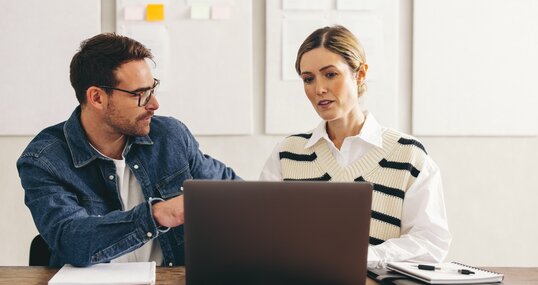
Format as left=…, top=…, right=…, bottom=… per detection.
left=108, top=175, right=114, bottom=180
left=133, top=164, right=139, bottom=170
left=146, top=232, right=153, bottom=238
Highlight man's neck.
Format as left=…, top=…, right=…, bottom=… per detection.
left=80, top=109, right=127, bottom=160
left=90, top=135, right=127, bottom=160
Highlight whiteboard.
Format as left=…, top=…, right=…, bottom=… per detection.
left=0, top=0, right=100, bottom=135
left=413, top=0, right=538, bottom=136
left=116, top=0, right=253, bottom=135
left=265, top=0, right=400, bottom=134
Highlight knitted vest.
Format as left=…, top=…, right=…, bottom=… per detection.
left=278, top=129, right=428, bottom=245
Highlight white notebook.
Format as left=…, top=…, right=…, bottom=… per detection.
left=386, top=261, right=504, bottom=284
left=48, top=262, right=156, bottom=285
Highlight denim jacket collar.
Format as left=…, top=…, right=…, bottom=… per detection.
left=63, top=106, right=153, bottom=168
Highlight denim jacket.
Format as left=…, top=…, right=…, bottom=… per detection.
left=17, top=107, right=239, bottom=267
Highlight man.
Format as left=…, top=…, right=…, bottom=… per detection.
left=17, top=33, right=239, bottom=267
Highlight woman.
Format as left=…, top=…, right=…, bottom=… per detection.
left=260, top=25, right=451, bottom=268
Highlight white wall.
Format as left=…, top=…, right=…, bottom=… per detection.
left=0, top=0, right=536, bottom=266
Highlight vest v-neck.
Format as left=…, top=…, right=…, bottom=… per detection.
left=312, top=129, right=401, bottom=181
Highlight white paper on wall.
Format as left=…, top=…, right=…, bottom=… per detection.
left=117, top=24, right=171, bottom=92
left=281, top=16, right=329, bottom=80
left=334, top=15, right=383, bottom=81
left=282, top=0, right=332, bottom=10
left=266, top=0, right=400, bottom=134
left=336, top=0, right=379, bottom=10
left=413, top=0, right=538, bottom=136
left=0, top=0, right=100, bottom=135
left=187, top=0, right=235, bottom=5
left=118, top=0, right=253, bottom=135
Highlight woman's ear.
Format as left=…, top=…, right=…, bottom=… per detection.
left=85, top=86, right=106, bottom=110
left=356, top=63, right=368, bottom=84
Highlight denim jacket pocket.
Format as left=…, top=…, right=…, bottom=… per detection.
left=155, top=164, right=191, bottom=199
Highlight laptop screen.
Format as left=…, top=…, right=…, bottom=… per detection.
left=183, top=180, right=372, bottom=285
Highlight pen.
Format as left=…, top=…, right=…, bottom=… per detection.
left=415, top=264, right=475, bottom=275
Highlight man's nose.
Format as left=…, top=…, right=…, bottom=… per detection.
left=145, top=94, right=159, bottom=110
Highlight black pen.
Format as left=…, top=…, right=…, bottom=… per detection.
left=415, top=264, right=475, bottom=275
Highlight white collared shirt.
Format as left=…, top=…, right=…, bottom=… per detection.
left=259, top=114, right=451, bottom=268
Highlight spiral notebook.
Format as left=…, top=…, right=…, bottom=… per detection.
left=386, top=261, right=504, bottom=284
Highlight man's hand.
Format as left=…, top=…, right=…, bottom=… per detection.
left=151, top=195, right=184, bottom=228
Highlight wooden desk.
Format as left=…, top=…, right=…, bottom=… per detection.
left=0, top=266, right=537, bottom=285
left=0, top=266, right=185, bottom=285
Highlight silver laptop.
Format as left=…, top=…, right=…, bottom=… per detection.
left=183, top=180, right=373, bottom=285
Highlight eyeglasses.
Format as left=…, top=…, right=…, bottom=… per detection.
left=97, top=78, right=160, bottom=107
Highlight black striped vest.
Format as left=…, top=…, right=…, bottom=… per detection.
left=278, top=129, right=428, bottom=245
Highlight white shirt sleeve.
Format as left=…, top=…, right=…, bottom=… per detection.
left=259, top=143, right=283, bottom=181
left=367, top=156, right=452, bottom=268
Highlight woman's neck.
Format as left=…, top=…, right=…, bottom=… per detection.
left=326, top=110, right=366, bottom=150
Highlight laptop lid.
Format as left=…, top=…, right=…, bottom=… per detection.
left=183, top=180, right=373, bottom=285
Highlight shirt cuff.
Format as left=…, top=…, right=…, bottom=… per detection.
left=367, top=245, right=383, bottom=268
left=148, top=197, right=171, bottom=234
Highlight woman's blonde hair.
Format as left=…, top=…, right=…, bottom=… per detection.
left=295, top=25, right=367, bottom=96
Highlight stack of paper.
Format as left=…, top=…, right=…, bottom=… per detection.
left=48, top=262, right=156, bottom=285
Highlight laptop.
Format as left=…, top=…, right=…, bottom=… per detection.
left=183, top=180, right=373, bottom=285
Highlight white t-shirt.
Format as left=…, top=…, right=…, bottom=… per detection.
left=91, top=145, right=163, bottom=264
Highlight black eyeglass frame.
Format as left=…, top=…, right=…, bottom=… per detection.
left=97, top=78, right=160, bottom=107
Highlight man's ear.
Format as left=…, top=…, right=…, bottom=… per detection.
left=85, top=86, right=107, bottom=110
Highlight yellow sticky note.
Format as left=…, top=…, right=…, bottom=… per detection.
left=190, top=4, right=210, bottom=20
left=146, top=4, right=164, bottom=22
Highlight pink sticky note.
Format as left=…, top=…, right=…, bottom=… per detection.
left=211, top=4, right=230, bottom=20
left=124, top=6, right=145, bottom=21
